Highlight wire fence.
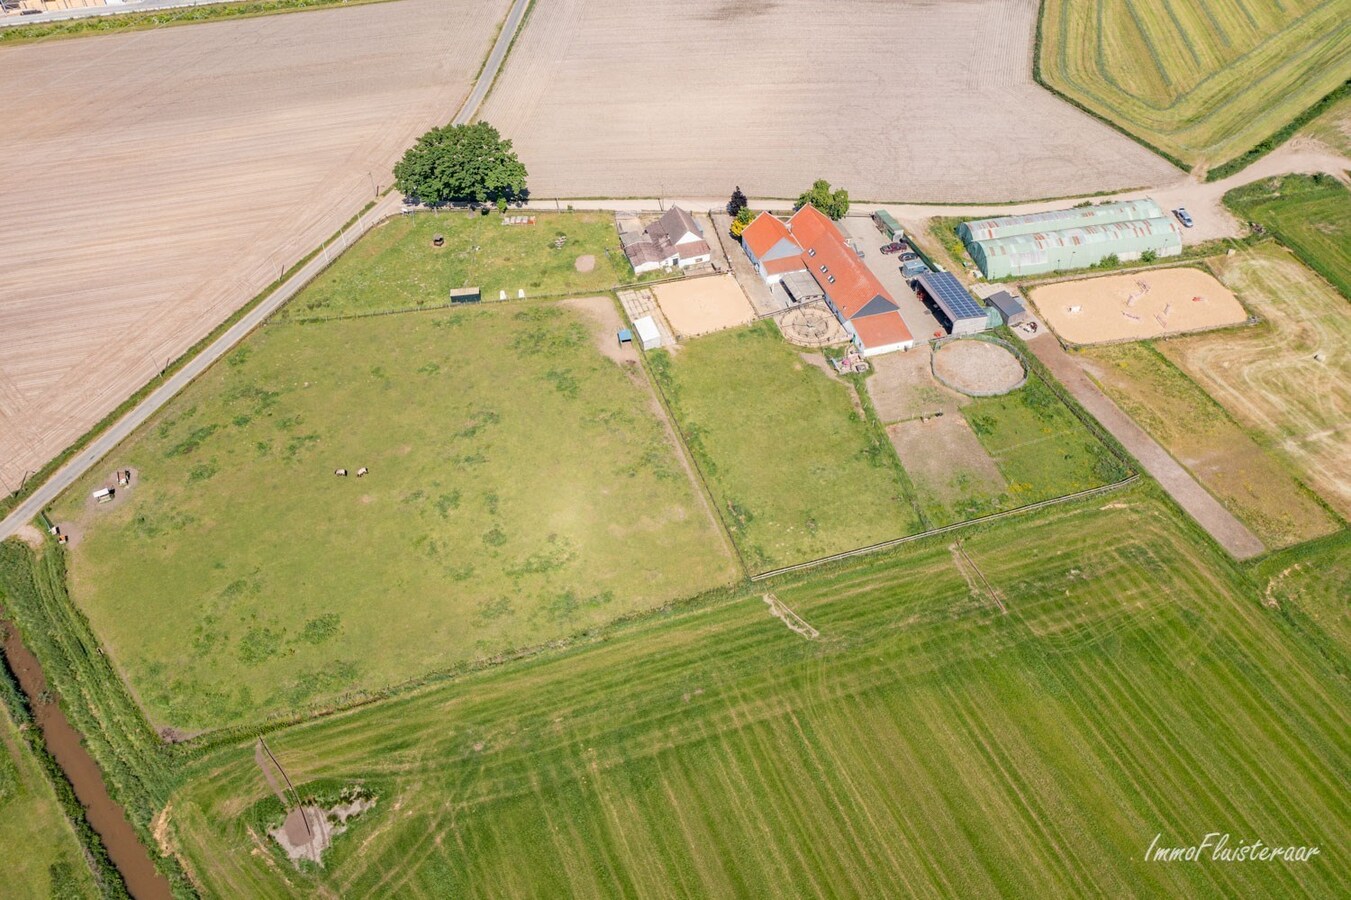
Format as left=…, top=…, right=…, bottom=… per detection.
left=749, top=474, right=1140, bottom=582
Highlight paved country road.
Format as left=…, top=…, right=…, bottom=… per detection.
left=0, top=0, right=531, bottom=542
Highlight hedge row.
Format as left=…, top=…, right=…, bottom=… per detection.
left=1207, top=80, right=1351, bottom=182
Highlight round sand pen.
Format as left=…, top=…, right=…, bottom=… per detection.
left=931, top=337, right=1026, bottom=397
left=777, top=306, right=846, bottom=347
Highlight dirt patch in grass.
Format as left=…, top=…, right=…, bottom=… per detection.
left=11, top=523, right=44, bottom=549
left=887, top=416, right=1005, bottom=508
left=270, top=796, right=375, bottom=867
left=866, top=346, right=962, bottom=424
left=559, top=296, right=638, bottom=367
left=574, top=254, right=596, bottom=272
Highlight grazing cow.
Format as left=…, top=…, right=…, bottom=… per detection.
left=356, top=467, right=369, bottom=477
left=335, top=468, right=348, bottom=477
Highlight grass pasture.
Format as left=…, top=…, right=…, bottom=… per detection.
left=0, top=700, right=98, bottom=899
left=1158, top=244, right=1351, bottom=520
left=960, top=372, right=1128, bottom=506
left=651, top=323, right=922, bottom=569
left=276, top=211, right=627, bottom=321
left=51, top=301, right=736, bottom=732
left=1082, top=343, right=1339, bottom=548
left=1038, top=0, right=1351, bottom=167
left=1224, top=175, right=1351, bottom=299
left=163, top=488, right=1351, bottom=898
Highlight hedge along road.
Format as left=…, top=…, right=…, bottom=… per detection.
left=0, top=0, right=532, bottom=545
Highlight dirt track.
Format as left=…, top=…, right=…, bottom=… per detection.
left=480, top=0, right=1175, bottom=201
left=0, top=0, right=508, bottom=489
left=1025, top=330, right=1265, bottom=560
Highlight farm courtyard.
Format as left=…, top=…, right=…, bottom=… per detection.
left=50, top=218, right=740, bottom=730
left=479, top=0, right=1176, bottom=201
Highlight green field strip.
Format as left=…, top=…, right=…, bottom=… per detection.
left=150, top=487, right=1351, bottom=898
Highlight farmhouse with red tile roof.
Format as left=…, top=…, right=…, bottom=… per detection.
left=742, top=206, right=914, bottom=356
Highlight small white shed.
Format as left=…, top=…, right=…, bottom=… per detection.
left=633, top=315, right=662, bottom=350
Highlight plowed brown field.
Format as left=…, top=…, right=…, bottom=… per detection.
left=479, top=0, right=1177, bottom=201
left=0, top=0, right=508, bottom=489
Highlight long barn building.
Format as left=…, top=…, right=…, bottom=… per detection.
left=959, top=198, right=1182, bottom=279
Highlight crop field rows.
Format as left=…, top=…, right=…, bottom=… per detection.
left=161, top=490, right=1351, bottom=898
left=0, top=0, right=509, bottom=491
left=479, top=0, right=1175, bottom=201
left=1039, top=0, right=1351, bottom=167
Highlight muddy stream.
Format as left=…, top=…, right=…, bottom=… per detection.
left=1, top=618, right=172, bottom=899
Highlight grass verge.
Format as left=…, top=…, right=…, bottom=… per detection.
left=0, top=0, right=393, bottom=46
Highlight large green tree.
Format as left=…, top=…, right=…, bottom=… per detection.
left=394, top=122, right=527, bottom=204
left=795, top=179, right=849, bottom=220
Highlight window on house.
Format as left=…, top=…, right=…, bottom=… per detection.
left=828, top=275, right=836, bottom=284
left=819, top=264, right=828, bottom=273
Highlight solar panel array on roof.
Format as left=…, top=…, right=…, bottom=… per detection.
left=916, top=272, right=983, bottom=321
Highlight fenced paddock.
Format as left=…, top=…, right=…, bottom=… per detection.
left=1029, top=267, right=1248, bottom=346
left=931, top=337, right=1027, bottom=397
left=654, top=275, right=755, bottom=339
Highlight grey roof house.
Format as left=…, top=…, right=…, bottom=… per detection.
left=619, top=206, right=712, bottom=274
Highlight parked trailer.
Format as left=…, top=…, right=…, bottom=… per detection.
left=872, top=210, right=904, bottom=242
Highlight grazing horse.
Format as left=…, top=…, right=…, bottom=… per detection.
left=335, top=468, right=348, bottom=477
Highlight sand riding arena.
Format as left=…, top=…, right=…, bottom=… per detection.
left=1029, top=267, right=1248, bottom=346
left=653, top=275, right=755, bottom=339
left=932, top=338, right=1026, bottom=397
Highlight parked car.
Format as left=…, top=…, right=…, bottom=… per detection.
left=1173, top=207, right=1194, bottom=228
left=899, top=252, right=919, bottom=262
left=880, top=242, right=904, bottom=254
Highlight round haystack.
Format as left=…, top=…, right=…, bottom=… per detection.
left=574, top=254, right=596, bottom=272
left=932, top=338, right=1025, bottom=396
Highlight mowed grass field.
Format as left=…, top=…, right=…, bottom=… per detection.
left=52, top=301, right=736, bottom=731
left=651, top=323, right=922, bottom=570
left=275, top=211, right=628, bottom=322
left=162, top=488, right=1351, bottom=898
left=1224, top=175, right=1351, bottom=298
left=1082, top=343, right=1339, bottom=548
left=1039, top=0, right=1351, bottom=166
left=1301, top=91, right=1351, bottom=156
left=1157, top=244, right=1351, bottom=521
left=0, top=703, right=98, bottom=899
